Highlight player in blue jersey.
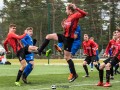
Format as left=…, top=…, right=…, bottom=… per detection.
left=54, top=25, right=81, bottom=80
left=21, top=27, right=35, bottom=84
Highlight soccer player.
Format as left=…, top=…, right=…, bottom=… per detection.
left=97, top=38, right=120, bottom=87
left=21, top=27, right=35, bottom=84
left=38, top=3, right=87, bottom=82
left=114, top=29, right=120, bottom=75
left=96, top=30, right=119, bottom=87
left=54, top=25, right=81, bottom=80
left=3, top=24, right=38, bottom=86
left=89, top=37, right=100, bottom=71
left=105, top=31, right=118, bottom=79
left=82, top=34, right=99, bottom=77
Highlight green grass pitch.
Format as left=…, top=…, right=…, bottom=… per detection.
left=0, top=59, right=120, bottom=90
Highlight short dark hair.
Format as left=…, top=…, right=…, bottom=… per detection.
left=26, top=27, right=33, bottom=31
left=9, top=24, right=16, bottom=28
left=84, top=34, right=88, bottom=36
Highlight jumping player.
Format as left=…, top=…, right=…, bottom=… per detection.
left=54, top=25, right=81, bottom=80
left=38, top=3, right=87, bottom=82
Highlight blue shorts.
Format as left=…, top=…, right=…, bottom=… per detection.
left=71, top=41, right=81, bottom=56
left=25, top=53, right=34, bottom=62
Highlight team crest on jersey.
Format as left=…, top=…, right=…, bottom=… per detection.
left=64, top=22, right=71, bottom=26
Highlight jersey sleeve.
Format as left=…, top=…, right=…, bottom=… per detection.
left=74, top=8, right=87, bottom=19
left=95, top=43, right=98, bottom=49
left=91, top=41, right=97, bottom=49
left=82, top=42, right=87, bottom=54
left=11, top=33, right=26, bottom=40
left=105, top=41, right=112, bottom=55
left=3, top=38, right=9, bottom=52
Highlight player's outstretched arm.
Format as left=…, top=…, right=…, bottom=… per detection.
left=11, top=33, right=27, bottom=40
left=76, top=8, right=87, bottom=17
left=70, top=3, right=87, bottom=18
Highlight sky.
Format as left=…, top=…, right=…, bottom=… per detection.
left=0, top=0, right=67, bottom=9
left=0, top=0, right=4, bottom=10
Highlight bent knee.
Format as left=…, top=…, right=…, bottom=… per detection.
left=46, top=34, right=51, bottom=39
left=64, top=56, right=69, bottom=60
left=46, top=33, right=57, bottom=40
left=105, top=64, right=110, bottom=68
left=22, top=64, right=26, bottom=68
left=99, top=63, right=105, bottom=70
left=83, top=61, right=87, bottom=65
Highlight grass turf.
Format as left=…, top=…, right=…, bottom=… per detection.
left=0, top=59, right=120, bottom=90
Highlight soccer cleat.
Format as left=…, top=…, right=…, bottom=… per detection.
left=68, top=73, right=73, bottom=80
left=46, top=49, right=52, bottom=57
left=110, top=76, right=114, bottom=80
left=116, top=70, right=120, bottom=74
left=96, top=82, right=104, bottom=86
left=103, top=82, right=111, bottom=87
left=82, top=75, right=89, bottom=78
left=54, top=44, right=62, bottom=52
left=69, top=74, right=78, bottom=83
left=114, top=70, right=117, bottom=75
left=22, top=77, right=28, bottom=84
left=91, top=68, right=93, bottom=71
left=15, top=82, right=21, bottom=86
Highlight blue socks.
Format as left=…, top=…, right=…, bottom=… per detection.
left=23, top=63, right=33, bottom=78
left=91, top=62, right=93, bottom=68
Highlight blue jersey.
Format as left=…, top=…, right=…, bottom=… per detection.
left=109, top=48, right=112, bottom=56
left=21, top=34, right=33, bottom=46
left=21, top=34, right=34, bottom=61
left=71, top=25, right=81, bottom=55
left=74, top=25, right=81, bottom=42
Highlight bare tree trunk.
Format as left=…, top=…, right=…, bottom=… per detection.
left=40, top=22, right=42, bottom=46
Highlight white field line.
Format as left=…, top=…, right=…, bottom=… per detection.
left=44, top=63, right=82, bottom=65
left=70, top=81, right=120, bottom=87
left=29, top=88, right=50, bottom=90
left=30, top=81, right=120, bottom=90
